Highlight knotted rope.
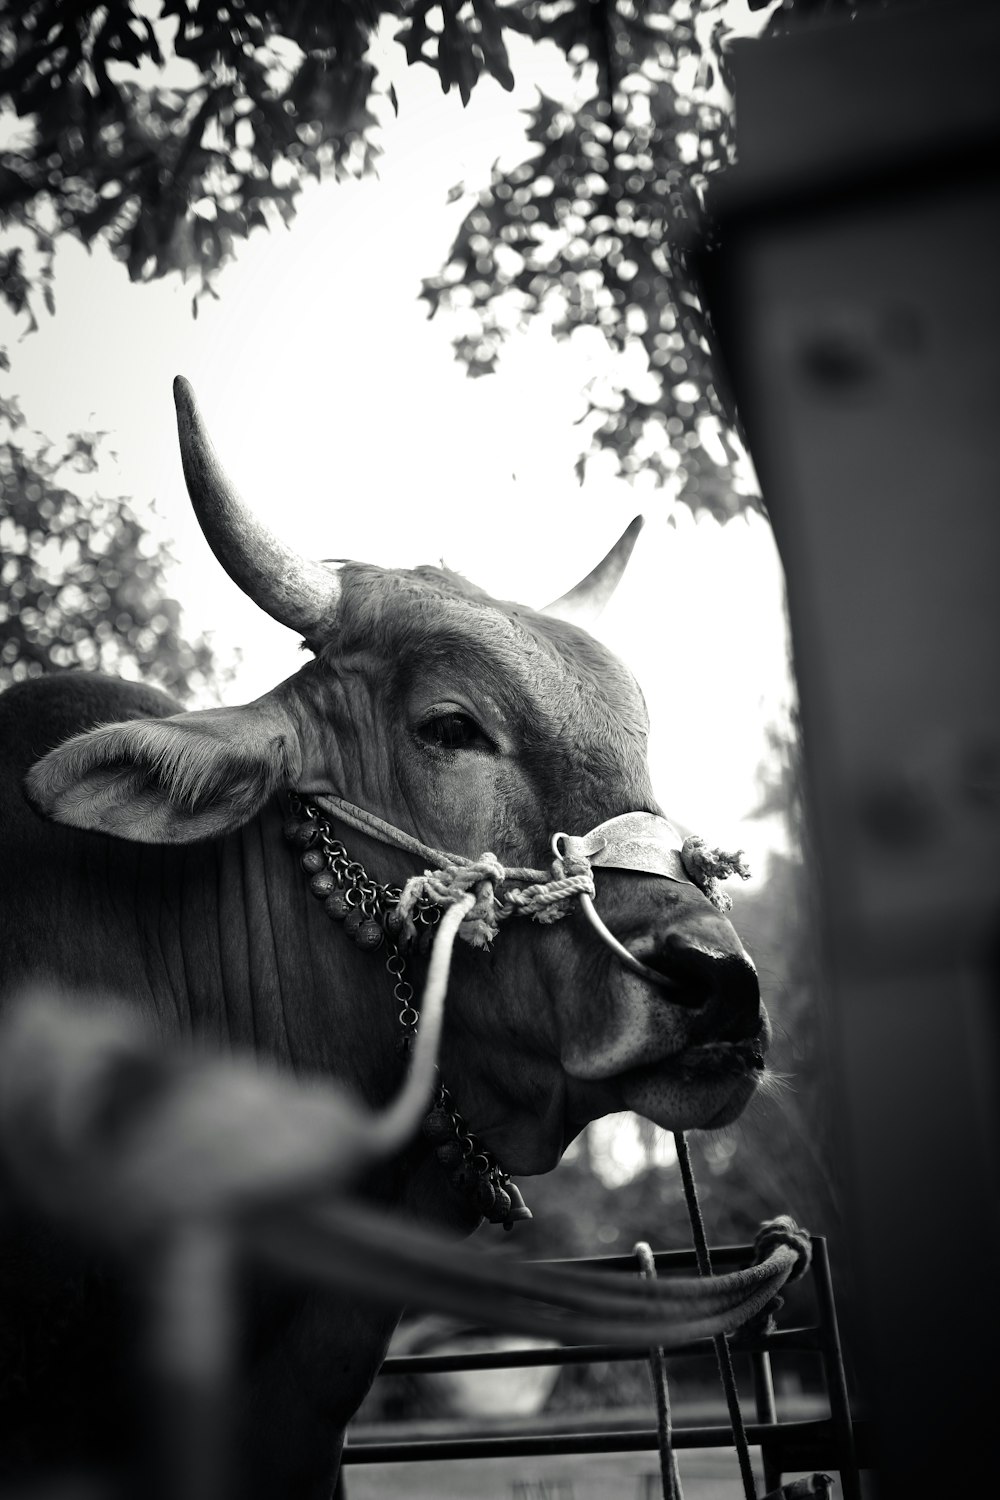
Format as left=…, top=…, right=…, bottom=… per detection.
left=396, top=855, right=506, bottom=950
left=502, top=847, right=596, bottom=924
left=311, top=793, right=747, bottom=955
left=396, top=846, right=598, bottom=949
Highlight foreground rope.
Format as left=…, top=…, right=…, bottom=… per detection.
left=0, top=993, right=809, bottom=1348
left=0, top=994, right=833, bottom=1499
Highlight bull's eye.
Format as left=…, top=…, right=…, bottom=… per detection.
left=416, top=711, right=492, bottom=752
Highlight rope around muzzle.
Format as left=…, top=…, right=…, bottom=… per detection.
left=309, top=793, right=750, bottom=983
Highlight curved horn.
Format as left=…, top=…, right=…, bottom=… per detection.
left=542, top=516, right=644, bottom=624
left=173, top=376, right=340, bottom=643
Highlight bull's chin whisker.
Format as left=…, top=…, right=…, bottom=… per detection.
left=755, top=1069, right=792, bottom=1102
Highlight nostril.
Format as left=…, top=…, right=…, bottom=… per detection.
left=646, top=937, right=762, bottom=1036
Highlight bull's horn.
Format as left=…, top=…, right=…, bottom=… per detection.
left=542, top=516, right=644, bottom=623
left=173, top=376, right=340, bottom=644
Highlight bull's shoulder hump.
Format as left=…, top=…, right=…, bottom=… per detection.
left=0, top=672, right=181, bottom=782
left=1, top=671, right=180, bottom=732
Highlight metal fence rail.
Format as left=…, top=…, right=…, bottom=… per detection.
left=342, top=1237, right=866, bottom=1499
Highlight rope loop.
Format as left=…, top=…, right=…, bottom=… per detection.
left=752, top=1215, right=812, bottom=1283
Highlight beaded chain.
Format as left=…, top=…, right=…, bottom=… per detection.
left=282, top=795, right=531, bottom=1230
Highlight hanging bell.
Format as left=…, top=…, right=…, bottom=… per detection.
left=422, top=1108, right=454, bottom=1142
left=300, top=848, right=326, bottom=875
left=286, top=818, right=318, bottom=849
left=383, top=906, right=406, bottom=937
left=309, top=870, right=337, bottom=900
left=324, top=890, right=351, bottom=921
left=501, top=1180, right=533, bottom=1225
left=475, top=1179, right=497, bottom=1215
left=435, top=1139, right=465, bottom=1169
left=343, top=906, right=366, bottom=938
left=354, top=919, right=383, bottom=951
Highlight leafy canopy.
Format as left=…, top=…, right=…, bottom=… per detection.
left=0, top=0, right=544, bottom=321
left=1, top=1, right=879, bottom=507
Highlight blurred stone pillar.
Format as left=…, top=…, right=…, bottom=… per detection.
left=700, top=4, right=1000, bottom=1496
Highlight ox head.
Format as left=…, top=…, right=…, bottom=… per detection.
left=27, top=379, right=768, bottom=1173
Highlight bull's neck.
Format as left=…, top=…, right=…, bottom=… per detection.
left=113, top=798, right=398, bottom=1102
left=85, top=799, right=489, bottom=1235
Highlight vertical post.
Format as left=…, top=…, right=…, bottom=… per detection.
left=699, top=7, right=1000, bottom=1493
left=810, top=1238, right=860, bottom=1500
left=750, top=1347, right=780, bottom=1495
left=140, top=1218, right=236, bottom=1500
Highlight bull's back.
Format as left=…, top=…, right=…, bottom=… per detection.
left=0, top=672, right=180, bottom=994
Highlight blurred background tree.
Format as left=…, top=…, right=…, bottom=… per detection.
left=0, top=385, right=225, bottom=696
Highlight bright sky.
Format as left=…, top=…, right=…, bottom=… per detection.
left=2, top=11, right=791, bottom=1182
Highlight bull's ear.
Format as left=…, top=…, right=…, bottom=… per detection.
left=25, top=694, right=303, bottom=844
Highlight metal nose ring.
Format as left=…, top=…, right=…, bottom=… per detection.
left=577, top=891, right=678, bottom=991
left=552, top=832, right=676, bottom=991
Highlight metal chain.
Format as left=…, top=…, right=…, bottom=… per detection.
left=283, top=795, right=530, bottom=1229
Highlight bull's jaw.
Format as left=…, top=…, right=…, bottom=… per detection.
left=558, top=967, right=770, bottom=1135
left=435, top=1037, right=580, bottom=1178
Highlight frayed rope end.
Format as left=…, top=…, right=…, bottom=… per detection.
left=680, top=836, right=751, bottom=912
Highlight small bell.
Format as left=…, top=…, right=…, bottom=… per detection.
left=343, top=907, right=366, bottom=938
left=501, top=1180, right=532, bottom=1225
left=422, top=1108, right=454, bottom=1142
left=287, top=819, right=318, bottom=849
left=481, top=1186, right=509, bottom=1224
left=324, top=890, right=351, bottom=921
left=395, top=1031, right=415, bottom=1057
left=354, top=919, right=383, bottom=951
left=383, top=906, right=406, bottom=937
left=475, top=1179, right=497, bottom=1215
left=309, top=870, right=337, bottom=900
left=449, top=1164, right=475, bottom=1193
left=300, top=849, right=326, bottom=875
left=435, top=1139, right=465, bottom=1169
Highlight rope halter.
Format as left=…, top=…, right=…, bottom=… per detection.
left=306, top=795, right=751, bottom=988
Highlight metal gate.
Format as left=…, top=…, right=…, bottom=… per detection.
left=342, top=1238, right=868, bottom=1498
